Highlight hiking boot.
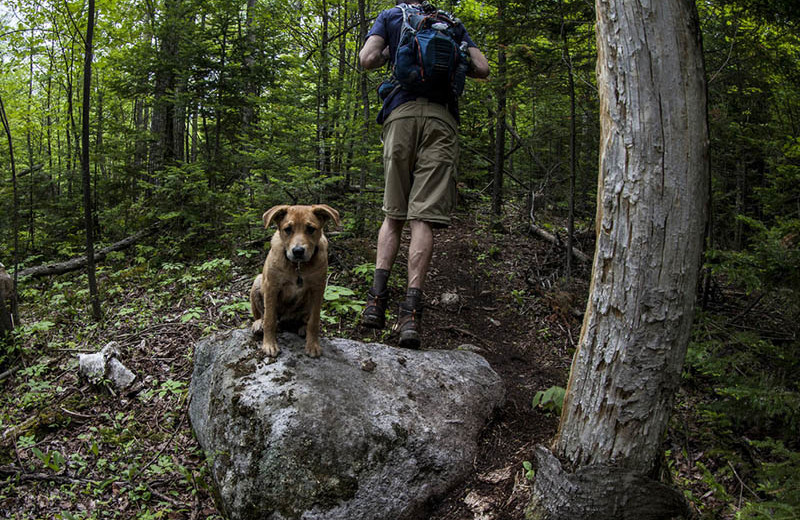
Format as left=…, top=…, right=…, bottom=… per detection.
left=395, top=303, right=422, bottom=349
left=362, top=288, right=389, bottom=329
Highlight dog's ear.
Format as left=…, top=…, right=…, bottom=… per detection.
left=312, top=205, right=340, bottom=227
left=263, top=205, right=290, bottom=229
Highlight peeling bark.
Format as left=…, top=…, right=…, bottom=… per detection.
left=529, top=0, right=708, bottom=517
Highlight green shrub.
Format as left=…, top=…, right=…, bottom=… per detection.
left=737, top=439, right=800, bottom=520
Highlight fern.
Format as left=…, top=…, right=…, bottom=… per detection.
left=737, top=440, right=800, bottom=520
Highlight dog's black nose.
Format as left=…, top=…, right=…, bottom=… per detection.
left=292, top=246, right=306, bottom=259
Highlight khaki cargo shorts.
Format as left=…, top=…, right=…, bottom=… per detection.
left=381, top=99, right=459, bottom=227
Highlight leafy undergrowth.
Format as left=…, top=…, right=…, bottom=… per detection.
left=0, top=252, right=242, bottom=519
left=1, top=200, right=797, bottom=519
left=667, top=288, right=800, bottom=520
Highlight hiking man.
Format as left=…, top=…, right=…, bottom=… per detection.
left=359, top=0, right=489, bottom=348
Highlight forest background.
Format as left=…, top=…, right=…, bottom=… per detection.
left=0, top=0, right=798, bottom=518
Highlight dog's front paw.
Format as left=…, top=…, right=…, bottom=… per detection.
left=251, top=319, right=263, bottom=336
left=305, top=342, right=322, bottom=358
left=261, top=340, right=280, bottom=358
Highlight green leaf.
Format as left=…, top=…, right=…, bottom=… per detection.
left=532, top=386, right=566, bottom=416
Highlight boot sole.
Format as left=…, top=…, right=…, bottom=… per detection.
left=398, top=330, right=420, bottom=349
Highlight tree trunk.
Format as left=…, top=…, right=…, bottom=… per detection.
left=214, top=24, right=225, bottom=169
left=561, top=5, right=577, bottom=279
left=61, top=39, right=78, bottom=200
left=191, top=103, right=199, bottom=163
left=239, top=0, right=258, bottom=180
left=27, top=43, right=36, bottom=250
left=317, top=0, right=331, bottom=181
left=528, top=1, right=709, bottom=518
left=734, top=160, right=745, bottom=249
left=173, top=79, right=186, bottom=163
left=46, top=46, right=55, bottom=198
left=334, top=3, right=347, bottom=179
left=67, top=36, right=81, bottom=199
left=0, top=263, right=13, bottom=335
left=492, top=11, right=507, bottom=219
left=0, top=95, right=21, bottom=331
left=355, top=0, right=370, bottom=236
left=133, top=98, right=147, bottom=171
left=151, top=0, right=181, bottom=175
left=82, top=0, right=101, bottom=321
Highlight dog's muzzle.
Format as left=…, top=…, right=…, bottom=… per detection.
left=288, top=246, right=309, bottom=263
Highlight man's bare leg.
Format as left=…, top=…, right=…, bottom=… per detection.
left=396, top=219, right=432, bottom=348
left=407, top=219, right=433, bottom=290
left=362, top=217, right=404, bottom=329
left=376, top=217, right=404, bottom=272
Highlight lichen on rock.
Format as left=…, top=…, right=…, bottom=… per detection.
left=189, top=329, right=504, bottom=520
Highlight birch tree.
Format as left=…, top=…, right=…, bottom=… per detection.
left=528, top=1, right=709, bottom=518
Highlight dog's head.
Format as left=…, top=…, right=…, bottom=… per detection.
left=263, top=204, right=340, bottom=263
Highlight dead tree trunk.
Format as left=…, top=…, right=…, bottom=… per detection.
left=18, top=225, right=161, bottom=280
left=528, top=1, right=709, bottom=518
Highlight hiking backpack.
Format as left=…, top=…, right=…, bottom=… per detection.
left=391, top=2, right=469, bottom=98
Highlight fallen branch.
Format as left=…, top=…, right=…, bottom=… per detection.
left=16, top=224, right=161, bottom=280
left=0, top=465, right=187, bottom=507
left=0, top=466, right=92, bottom=485
left=0, top=365, right=19, bottom=383
left=0, top=415, right=39, bottom=447
left=439, top=324, right=485, bottom=344
left=18, top=163, right=44, bottom=177
left=1, top=388, right=79, bottom=449
left=529, top=223, right=592, bottom=264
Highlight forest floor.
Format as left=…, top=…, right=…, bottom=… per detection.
left=333, top=206, right=591, bottom=520
left=1, top=200, right=781, bottom=519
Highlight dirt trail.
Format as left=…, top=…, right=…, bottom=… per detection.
left=343, top=210, right=589, bottom=519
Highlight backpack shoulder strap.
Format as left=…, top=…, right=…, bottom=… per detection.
left=399, top=3, right=429, bottom=33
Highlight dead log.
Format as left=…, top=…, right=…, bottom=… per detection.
left=529, top=223, right=592, bottom=264
left=17, top=224, right=161, bottom=280
left=18, top=163, right=44, bottom=177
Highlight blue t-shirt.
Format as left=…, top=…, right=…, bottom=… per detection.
left=367, top=5, right=477, bottom=124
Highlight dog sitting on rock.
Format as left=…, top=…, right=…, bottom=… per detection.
left=250, top=204, right=340, bottom=358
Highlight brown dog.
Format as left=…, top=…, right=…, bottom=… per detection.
left=250, top=204, right=340, bottom=358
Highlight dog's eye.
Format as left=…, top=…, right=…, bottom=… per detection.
left=306, top=225, right=316, bottom=235
left=284, top=225, right=293, bottom=235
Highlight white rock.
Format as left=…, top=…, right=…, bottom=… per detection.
left=441, top=292, right=460, bottom=306
left=78, top=341, right=136, bottom=391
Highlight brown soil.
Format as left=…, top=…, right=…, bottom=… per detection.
left=343, top=210, right=590, bottom=519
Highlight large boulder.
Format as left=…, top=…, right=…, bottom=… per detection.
left=189, top=329, right=505, bottom=520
